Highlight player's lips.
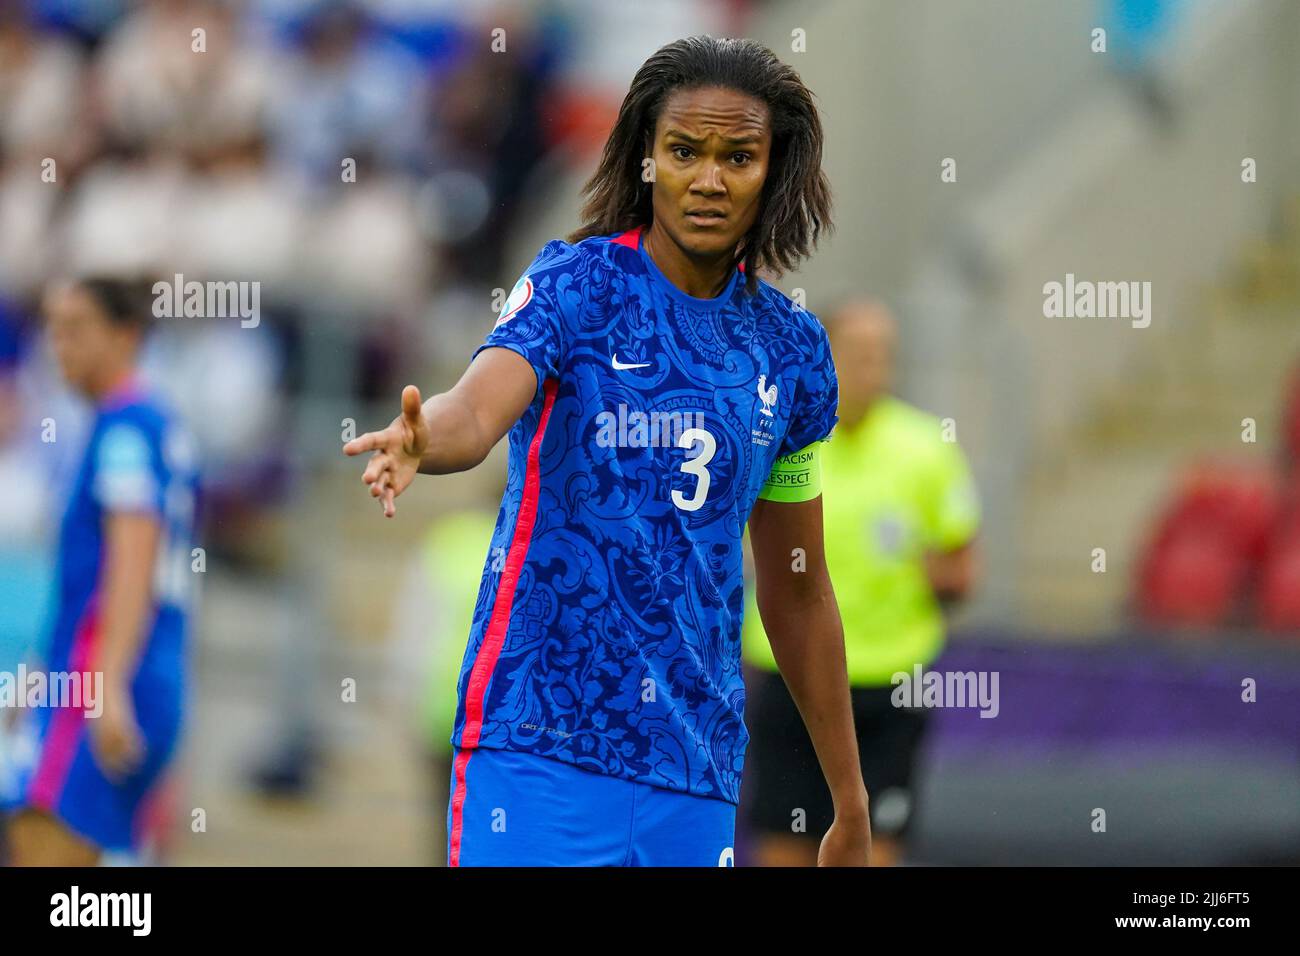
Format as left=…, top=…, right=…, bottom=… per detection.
left=685, top=209, right=727, bottom=227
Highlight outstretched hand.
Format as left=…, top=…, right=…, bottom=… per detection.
left=343, top=385, right=430, bottom=518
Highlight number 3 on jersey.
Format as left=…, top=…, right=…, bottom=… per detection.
left=672, top=427, right=716, bottom=512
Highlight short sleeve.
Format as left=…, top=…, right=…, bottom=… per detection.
left=778, top=318, right=839, bottom=456
left=923, top=439, right=980, bottom=551
left=93, top=422, right=162, bottom=515
left=473, top=239, right=579, bottom=397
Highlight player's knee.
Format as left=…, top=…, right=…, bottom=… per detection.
left=8, top=811, right=100, bottom=867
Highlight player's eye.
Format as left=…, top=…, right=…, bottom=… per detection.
left=671, top=146, right=694, bottom=161
left=731, top=152, right=751, bottom=165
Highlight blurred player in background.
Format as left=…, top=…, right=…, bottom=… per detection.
left=3, top=278, right=198, bottom=866
left=387, top=506, right=499, bottom=865
left=742, top=299, right=980, bottom=866
left=347, top=36, right=872, bottom=866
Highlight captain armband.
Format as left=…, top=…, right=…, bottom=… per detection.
left=757, top=443, right=823, bottom=503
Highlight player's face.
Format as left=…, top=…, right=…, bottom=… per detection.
left=648, top=86, right=771, bottom=260
left=45, top=285, right=130, bottom=396
left=832, top=307, right=897, bottom=408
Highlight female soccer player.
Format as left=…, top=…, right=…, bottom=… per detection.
left=5, top=278, right=197, bottom=865
left=345, top=36, right=871, bottom=866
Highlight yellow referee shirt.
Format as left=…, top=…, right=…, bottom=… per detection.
left=743, top=396, right=980, bottom=687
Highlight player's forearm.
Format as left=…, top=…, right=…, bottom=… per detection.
left=416, top=391, right=491, bottom=474
left=94, top=518, right=160, bottom=688
left=759, top=580, right=870, bottom=820
left=924, top=545, right=977, bottom=605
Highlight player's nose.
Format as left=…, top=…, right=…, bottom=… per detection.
left=691, top=162, right=726, bottom=194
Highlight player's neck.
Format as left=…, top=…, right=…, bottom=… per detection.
left=91, top=363, right=136, bottom=404
left=642, top=223, right=734, bottom=299
left=839, top=394, right=885, bottom=432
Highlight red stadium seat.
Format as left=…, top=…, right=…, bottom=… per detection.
left=1251, top=476, right=1300, bottom=634
left=1139, top=528, right=1246, bottom=626
left=1135, top=460, right=1279, bottom=628
left=1255, top=540, right=1300, bottom=635
left=543, top=86, right=621, bottom=156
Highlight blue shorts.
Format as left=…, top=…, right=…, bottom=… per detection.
left=447, top=746, right=736, bottom=867
left=4, top=679, right=181, bottom=854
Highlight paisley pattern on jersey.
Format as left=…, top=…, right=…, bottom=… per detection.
left=451, top=227, right=838, bottom=804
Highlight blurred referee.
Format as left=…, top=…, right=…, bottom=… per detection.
left=741, top=298, right=980, bottom=866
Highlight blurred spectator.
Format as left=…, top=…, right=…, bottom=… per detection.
left=96, top=0, right=274, bottom=161
left=417, top=7, right=555, bottom=282
left=26, top=0, right=128, bottom=47
left=266, top=0, right=426, bottom=188
left=0, top=1, right=85, bottom=164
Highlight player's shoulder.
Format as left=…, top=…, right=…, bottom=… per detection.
left=508, top=236, right=609, bottom=326
left=879, top=397, right=963, bottom=455
left=96, top=389, right=179, bottom=451
left=528, top=236, right=589, bottom=271
left=104, top=390, right=172, bottom=426
left=527, top=228, right=639, bottom=267
left=749, top=278, right=831, bottom=355
left=518, top=230, right=649, bottom=312
left=517, top=234, right=617, bottom=295
left=875, top=395, right=930, bottom=431
left=91, top=412, right=159, bottom=483
left=567, top=227, right=644, bottom=272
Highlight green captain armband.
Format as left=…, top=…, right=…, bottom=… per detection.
left=757, top=442, right=823, bottom=503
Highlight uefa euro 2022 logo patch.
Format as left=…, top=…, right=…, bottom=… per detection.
left=495, top=277, right=534, bottom=328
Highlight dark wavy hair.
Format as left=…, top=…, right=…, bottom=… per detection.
left=75, top=276, right=155, bottom=334
left=568, top=35, right=833, bottom=296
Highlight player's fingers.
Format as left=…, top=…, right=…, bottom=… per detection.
left=362, top=451, right=390, bottom=485
left=96, top=735, right=133, bottom=780
left=400, top=385, right=423, bottom=425
left=373, top=470, right=395, bottom=516
left=118, top=735, right=144, bottom=775
left=343, top=430, right=385, bottom=457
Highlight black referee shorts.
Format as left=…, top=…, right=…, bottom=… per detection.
left=741, top=667, right=930, bottom=840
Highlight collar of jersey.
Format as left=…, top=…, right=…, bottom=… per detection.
left=99, top=373, right=146, bottom=412
left=636, top=227, right=743, bottom=309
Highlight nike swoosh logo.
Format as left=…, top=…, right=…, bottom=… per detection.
left=611, top=354, right=651, bottom=370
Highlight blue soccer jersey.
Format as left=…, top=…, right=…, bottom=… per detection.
left=16, top=379, right=198, bottom=848
left=450, top=226, right=838, bottom=806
